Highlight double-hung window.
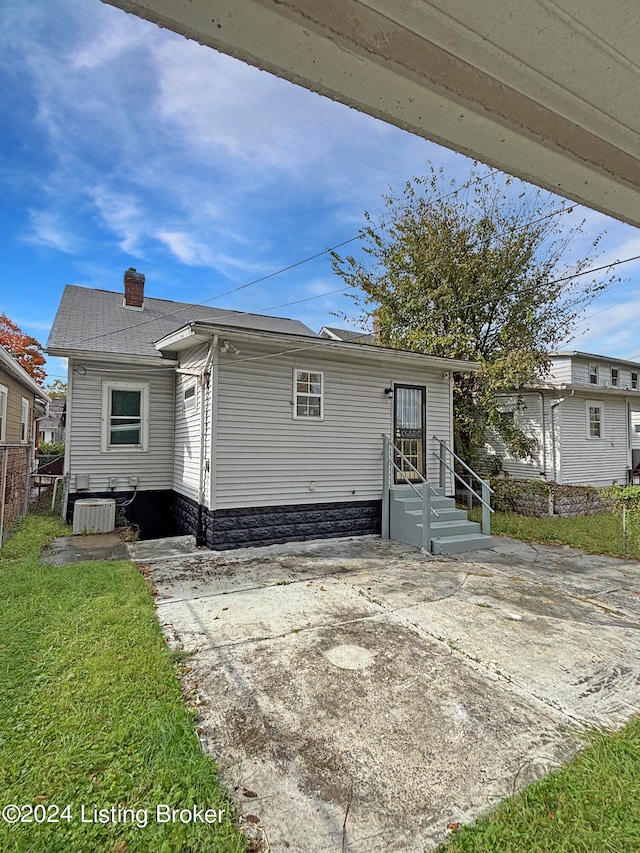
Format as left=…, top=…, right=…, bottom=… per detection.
left=632, top=371, right=639, bottom=391
left=20, top=397, right=29, bottom=442
left=589, top=363, right=599, bottom=385
left=0, top=385, right=6, bottom=442
left=587, top=401, right=604, bottom=439
left=293, top=369, right=323, bottom=419
left=611, top=366, right=620, bottom=387
left=102, top=381, right=149, bottom=450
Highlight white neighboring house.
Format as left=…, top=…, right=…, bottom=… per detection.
left=47, top=269, right=492, bottom=553
left=485, top=351, right=640, bottom=486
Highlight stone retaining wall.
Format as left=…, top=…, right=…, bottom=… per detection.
left=490, top=478, right=616, bottom=518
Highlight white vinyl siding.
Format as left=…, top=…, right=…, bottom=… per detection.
left=559, top=395, right=627, bottom=485
left=484, top=394, right=551, bottom=480
left=212, top=340, right=454, bottom=508
left=67, top=358, right=175, bottom=492
left=547, top=357, right=573, bottom=384
left=173, top=344, right=210, bottom=502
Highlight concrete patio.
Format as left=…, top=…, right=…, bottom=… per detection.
left=129, top=534, right=640, bottom=852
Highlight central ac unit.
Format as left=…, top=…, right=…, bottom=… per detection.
left=73, top=498, right=116, bottom=534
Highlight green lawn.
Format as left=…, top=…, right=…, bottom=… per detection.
left=0, top=511, right=247, bottom=853
left=472, top=508, right=640, bottom=560
left=438, top=718, right=640, bottom=853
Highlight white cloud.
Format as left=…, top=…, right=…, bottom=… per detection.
left=24, top=210, right=77, bottom=253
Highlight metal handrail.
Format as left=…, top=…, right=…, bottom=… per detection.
left=387, top=438, right=439, bottom=497
left=435, top=454, right=494, bottom=513
left=388, top=455, right=440, bottom=518
left=433, top=436, right=494, bottom=495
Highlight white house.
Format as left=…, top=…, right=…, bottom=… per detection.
left=486, top=351, right=640, bottom=486
left=47, top=270, right=492, bottom=553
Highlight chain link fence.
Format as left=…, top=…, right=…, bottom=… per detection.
left=0, top=445, right=32, bottom=545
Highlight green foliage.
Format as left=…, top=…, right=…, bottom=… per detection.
left=332, top=166, right=617, bottom=465
left=44, top=378, right=67, bottom=398
left=38, top=440, right=65, bottom=457
left=605, top=484, right=640, bottom=512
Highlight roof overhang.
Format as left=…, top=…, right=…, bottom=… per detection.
left=104, top=0, right=640, bottom=227
left=156, top=321, right=479, bottom=371
left=0, top=346, right=49, bottom=403
left=46, top=348, right=178, bottom=367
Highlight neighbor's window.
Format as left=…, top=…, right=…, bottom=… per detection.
left=102, top=381, right=149, bottom=450
left=183, top=381, right=197, bottom=413
left=587, top=402, right=603, bottom=438
left=632, top=371, right=638, bottom=390
left=611, top=366, right=620, bottom=387
left=589, top=363, right=599, bottom=385
left=0, top=384, right=6, bottom=442
left=20, top=397, right=29, bottom=442
left=293, top=369, right=323, bottom=419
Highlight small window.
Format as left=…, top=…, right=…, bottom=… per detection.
left=589, top=364, right=599, bottom=385
left=635, top=424, right=640, bottom=434
left=20, top=397, right=29, bottom=442
left=183, top=381, right=197, bottom=412
left=587, top=402, right=603, bottom=439
left=0, top=384, right=6, bottom=442
left=101, top=381, right=149, bottom=451
left=632, top=371, right=638, bottom=390
left=293, top=369, right=323, bottom=419
left=611, top=367, right=619, bottom=387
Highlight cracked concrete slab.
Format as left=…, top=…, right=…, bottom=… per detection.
left=128, top=534, right=640, bottom=852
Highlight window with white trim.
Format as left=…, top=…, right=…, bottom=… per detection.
left=20, top=397, right=29, bottom=442
left=587, top=401, right=604, bottom=439
left=632, top=371, right=638, bottom=390
left=589, top=363, right=599, bottom=385
left=611, top=366, right=620, bottom=387
left=0, top=384, right=6, bottom=442
left=293, top=369, right=323, bottom=419
left=183, top=381, right=197, bottom=413
left=101, top=381, right=149, bottom=450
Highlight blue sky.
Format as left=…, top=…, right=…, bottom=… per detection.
left=2, top=0, right=640, bottom=385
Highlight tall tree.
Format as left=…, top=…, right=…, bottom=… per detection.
left=332, top=167, right=616, bottom=466
left=0, top=313, right=47, bottom=385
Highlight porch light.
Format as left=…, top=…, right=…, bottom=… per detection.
left=384, top=387, right=394, bottom=398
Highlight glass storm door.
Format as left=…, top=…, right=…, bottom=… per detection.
left=393, top=385, right=426, bottom=482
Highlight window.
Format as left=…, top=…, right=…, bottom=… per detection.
left=183, top=381, right=197, bottom=413
left=293, top=369, right=323, bottom=419
left=589, top=363, right=599, bottom=385
left=0, top=384, right=6, bottom=442
left=611, top=366, right=619, bottom=387
left=20, top=397, right=29, bottom=442
left=632, top=371, right=638, bottom=390
left=587, top=401, right=604, bottom=439
left=635, top=424, right=640, bottom=434
left=101, top=381, right=149, bottom=451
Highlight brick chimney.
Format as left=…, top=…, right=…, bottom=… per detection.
left=123, top=267, right=145, bottom=309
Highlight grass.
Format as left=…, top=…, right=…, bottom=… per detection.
left=0, top=505, right=247, bottom=853
left=438, top=717, right=640, bottom=852
left=470, top=508, right=640, bottom=560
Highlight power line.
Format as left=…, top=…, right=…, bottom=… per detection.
left=72, top=168, right=503, bottom=348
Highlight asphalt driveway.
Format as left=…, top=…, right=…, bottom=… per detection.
left=129, top=534, right=640, bottom=852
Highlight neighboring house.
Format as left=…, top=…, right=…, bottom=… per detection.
left=47, top=269, right=490, bottom=552
left=0, top=345, right=49, bottom=542
left=38, top=398, right=66, bottom=444
left=485, top=350, right=640, bottom=486
left=319, top=326, right=374, bottom=344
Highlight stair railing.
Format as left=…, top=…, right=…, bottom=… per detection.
left=433, top=437, right=494, bottom=536
left=382, top=434, right=440, bottom=547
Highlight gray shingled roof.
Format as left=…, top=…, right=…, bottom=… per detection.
left=47, top=285, right=317, bottom=358
left=319, top=326, right=374, bottom=343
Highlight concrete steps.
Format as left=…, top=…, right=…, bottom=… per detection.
left=389, top=486, right=493, bottom=555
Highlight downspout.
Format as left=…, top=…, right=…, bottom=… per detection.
left=530, top=390, right=547, bottom=477
left=196, top=337, right=216, bottom=546
left=549, top=390, right=573, bottom=483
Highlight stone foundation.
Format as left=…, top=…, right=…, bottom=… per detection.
left=172, top=492, right=382, bottom=549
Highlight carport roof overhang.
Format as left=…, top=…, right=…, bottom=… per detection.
left=103, top=0, right=640, bottom=228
